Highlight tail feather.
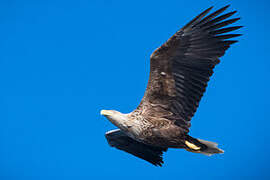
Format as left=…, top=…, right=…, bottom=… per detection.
left=197, top=139, right=224, bottom=156
left=185, top=136, right=224, bottom=156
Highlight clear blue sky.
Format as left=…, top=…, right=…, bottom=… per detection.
left=0, top=0, right=269, bottom=179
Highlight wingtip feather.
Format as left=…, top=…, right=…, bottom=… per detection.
left=183, top=6, right=213, bottom=30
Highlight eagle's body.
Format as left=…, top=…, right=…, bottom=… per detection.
left=128, top=107, right=186, bottom=148
left=101, top=5, right=242, bottom=166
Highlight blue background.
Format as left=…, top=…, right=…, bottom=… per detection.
left=0, top=0, right=269, bottom=179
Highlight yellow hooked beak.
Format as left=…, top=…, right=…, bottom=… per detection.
left=100, top=110, right=113, bottom=116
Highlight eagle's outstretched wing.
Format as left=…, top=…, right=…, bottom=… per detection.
left=138, top=5, right=242, bottom=132
left=105, top=129, right=167, bottom=166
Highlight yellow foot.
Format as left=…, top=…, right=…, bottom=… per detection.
left=185, top=140, right=201, bottom=150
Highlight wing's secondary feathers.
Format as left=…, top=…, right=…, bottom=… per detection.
left=105, top=129, right=167, bottom=166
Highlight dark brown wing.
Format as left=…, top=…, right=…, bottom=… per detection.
left=138, top=5, right=242, bottom=132
left=105, top=129, right=167, bottom=166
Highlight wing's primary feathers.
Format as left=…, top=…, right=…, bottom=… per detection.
left=139, top=5, right=242, bottom=131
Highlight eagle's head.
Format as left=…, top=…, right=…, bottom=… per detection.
left=100, top=110, right=131, bottom=131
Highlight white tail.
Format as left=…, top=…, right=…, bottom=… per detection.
left=197, top=139, right=224, bottom=156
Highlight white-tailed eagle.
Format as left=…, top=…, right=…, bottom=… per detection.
left=101, top=5, right=242, bottom=166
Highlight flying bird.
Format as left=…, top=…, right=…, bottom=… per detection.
left=101, top=5, right=242, bottom=166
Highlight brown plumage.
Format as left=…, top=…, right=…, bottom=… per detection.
left=101, top=5, right=242, bottom=166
